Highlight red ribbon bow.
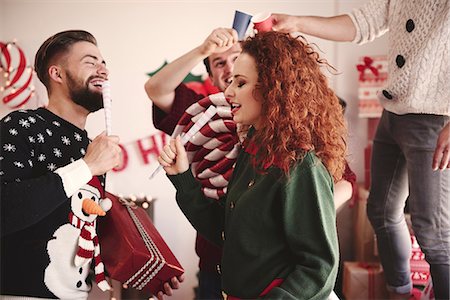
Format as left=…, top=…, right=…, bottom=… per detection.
left=356, top=56, right=380, bottom=82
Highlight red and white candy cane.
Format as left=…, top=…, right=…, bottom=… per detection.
left=0, top=41, right=35, bottom=109
left=101, top=81, right=112, bottom=135
left=172, top=93, right=240, bottom=199
left=149, top=105, right=217, bottom=179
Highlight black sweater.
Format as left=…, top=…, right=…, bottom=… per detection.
left=1, top=108, right=101, bottom=298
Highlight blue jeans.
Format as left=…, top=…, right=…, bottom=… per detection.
left=196, top=270, right=223, bottom=300
left=367, top=110, right=450, bottom=299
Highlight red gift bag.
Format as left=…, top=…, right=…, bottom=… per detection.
left=97, top=192, right=184, bottom=295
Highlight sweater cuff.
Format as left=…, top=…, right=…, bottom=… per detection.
left=346, top=12, right=362, bottom=44
left=55, top=159, right=92, bottom=197
left=167, top=169, right=198, bottom=193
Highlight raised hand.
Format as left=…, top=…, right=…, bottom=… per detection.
left=433, top=122, right=450, bottom=170
left=83, top=131, right=121, bottom=175
left=272, top=13, right=301, bottom=33
left=157, top=136, right=189, bottom=175
left=199, top=28, right=239, bottom=57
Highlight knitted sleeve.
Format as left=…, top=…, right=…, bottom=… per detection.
left=347, top=0, right=390, bottom=44
left=168, top=169, right=225, bottom=247
left=0, top=112, right=68, bottom=236
left=265, top=154, right=339, bottom=299
left=152, top=83, right=205, bottom=135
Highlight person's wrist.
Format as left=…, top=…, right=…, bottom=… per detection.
left=196, top=44, right=211, bottom=58
left=178, top=165, right=189, bottom=174
left=295, top=15, right=304, bottom=32
left=174, top=165, right=189, bottom=175
left=82, top=158, right=97, bottom=176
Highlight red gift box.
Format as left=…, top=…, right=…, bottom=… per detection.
left=367, top=118, right=380, bottom=142
left=357, top=55, right=387, bottom=118
left=97, top=192, right=184, bottom=295
left=343, top=262, right=388, bottom=300
left=354, top=185, right=379, bottom=262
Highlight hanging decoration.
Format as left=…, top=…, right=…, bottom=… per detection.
left=0, top=41, right=35, bottom=109
left=147, top=60, right=203, bottom=83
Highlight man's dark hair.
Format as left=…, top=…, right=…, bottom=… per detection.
left=34, top=30, right=97, bottom=89
left=203, top=57, right=211, bottom=76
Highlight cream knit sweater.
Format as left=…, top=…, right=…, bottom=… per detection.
left=348, top=0, right=449, bottom=116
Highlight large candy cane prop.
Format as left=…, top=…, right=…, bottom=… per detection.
left=149, top=105, right=217, bottom=179
left=102, top=81, right=112, bottom=135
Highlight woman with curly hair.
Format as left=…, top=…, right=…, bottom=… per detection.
left=158, top=31, right=347, bottom=299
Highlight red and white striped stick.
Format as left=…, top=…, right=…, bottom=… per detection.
left=149, top=105, right=217, bottom=179
left=102, top=81, right=112, bottom=135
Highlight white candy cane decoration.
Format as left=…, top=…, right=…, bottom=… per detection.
left=149, top=105, right=217, bottom=179
left=0, top=41, right=35, bottom=109
left=102, top=81, right=112, bottom=135
left=180, top=105, right=217, bottom=144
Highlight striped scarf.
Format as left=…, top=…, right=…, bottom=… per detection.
left=68, top=212, right=110, bottom=291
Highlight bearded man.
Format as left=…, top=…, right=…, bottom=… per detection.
left=0, top=30, right=182, bottom=299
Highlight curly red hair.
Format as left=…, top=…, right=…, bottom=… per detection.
left=241, top=31, right=347, bottom=181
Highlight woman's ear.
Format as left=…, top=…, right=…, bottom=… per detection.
left=48, top=65, right=63, bottom=83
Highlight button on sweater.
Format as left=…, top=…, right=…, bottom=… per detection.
left=348, top=0, right=449, bottom=116
left=169, top=150, right=339, bottom=299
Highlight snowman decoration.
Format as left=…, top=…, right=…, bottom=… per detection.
left=44, top=177, right=112, bottom=298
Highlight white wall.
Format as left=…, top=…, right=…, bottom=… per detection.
left=0, top=0, right=387, bottom=299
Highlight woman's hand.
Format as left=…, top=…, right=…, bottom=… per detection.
left=433, top=122, right=450, bottom=170
left=157, top=136, right=189, bottom=175
left=272, top=13, right=301, bottom=33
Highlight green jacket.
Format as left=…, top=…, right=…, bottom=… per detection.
left=169, top=150, right=338, bottom=299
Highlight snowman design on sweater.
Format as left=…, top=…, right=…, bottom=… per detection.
left=44, top=177, right=112, bottom=298
left=1, top=108, right=109, bottom=298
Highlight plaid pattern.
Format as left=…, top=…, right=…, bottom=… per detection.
left=172, top=93, right=240, bottom=199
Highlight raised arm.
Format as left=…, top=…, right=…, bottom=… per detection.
left=1, top=115, right=121, bottom=236
left=144, top=28, right=238, bottom=113
left=272, top=0, right=390, bottom=44
left=272, top=14, right=356, bottom=42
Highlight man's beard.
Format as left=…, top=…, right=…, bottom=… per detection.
left=66, top=72, right=104, bottom=112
